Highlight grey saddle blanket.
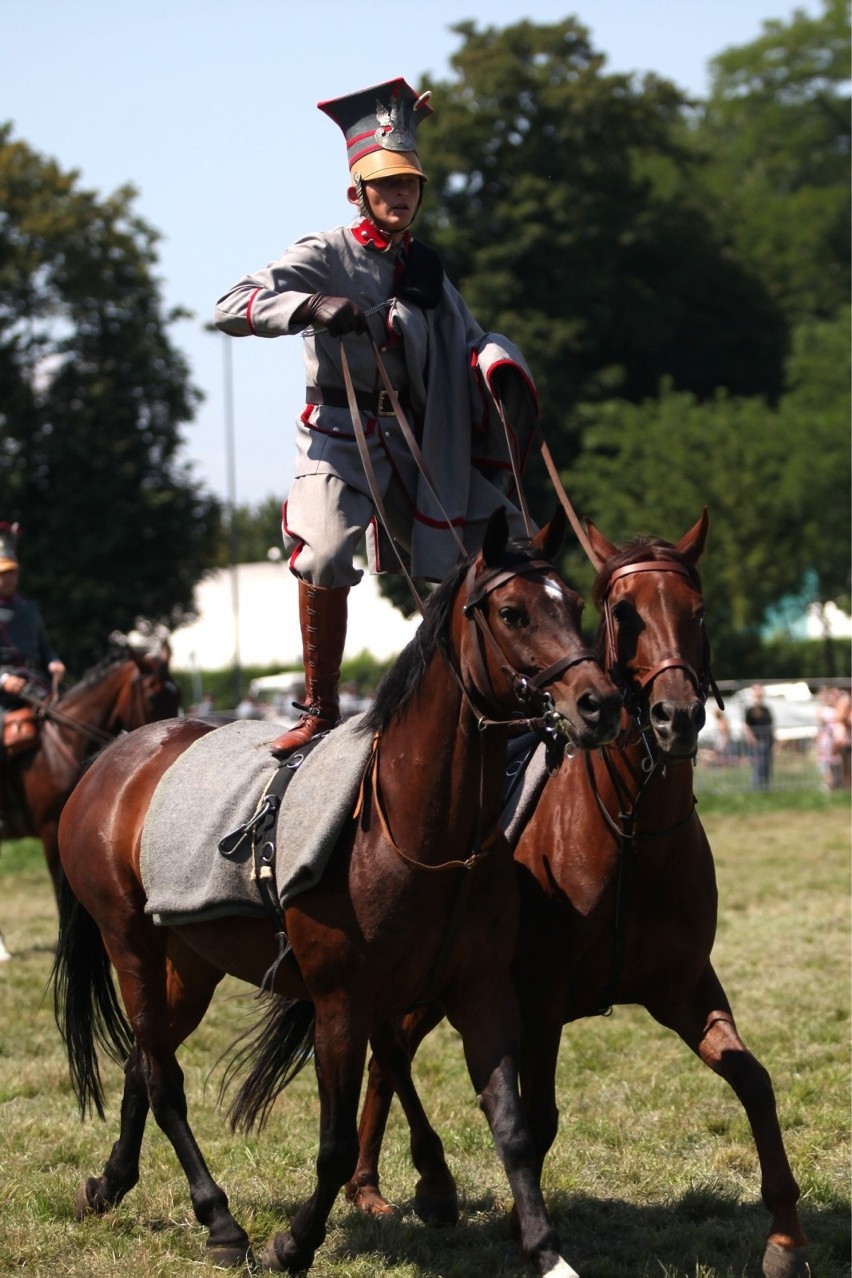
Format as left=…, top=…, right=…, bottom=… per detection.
left=501, top=735, right=551, bottom=847
left=140, top=716, right=373, bottom=925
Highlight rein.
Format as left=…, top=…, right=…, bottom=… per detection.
left=17, top=666, right=156, bottom=751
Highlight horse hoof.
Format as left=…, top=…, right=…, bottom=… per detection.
left=413, top=1189, right=459, bottom=1227
left=260, top=1232, right=314, bottom=1273
left=206, top=1242, right=255, bottom=1269
left=763, top=1241, right=811, bottom=1278
left=346, top=1184, right=398, bottom=1218
left=75, top=1178, right=110, bottom=1219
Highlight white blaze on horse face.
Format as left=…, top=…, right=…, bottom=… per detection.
left=544, top=1258, right=580, bottom=1278
left=544, top=577, right=565, bottom=603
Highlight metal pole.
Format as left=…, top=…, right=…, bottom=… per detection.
left=221, top=334, right=242, bottom=704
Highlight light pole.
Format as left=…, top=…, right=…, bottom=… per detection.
left=205, top=324, right=242, bottom=704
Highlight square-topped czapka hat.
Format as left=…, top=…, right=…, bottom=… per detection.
left=0, top=522, right=19, bottom=572
left=318, top=78, right=433, bottom=183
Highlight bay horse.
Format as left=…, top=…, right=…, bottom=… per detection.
left=0, top=647, right=180, bottom=899
left=51, top=509, right=622, bottom=1277
left=344, top=511, right=810, bottom=1278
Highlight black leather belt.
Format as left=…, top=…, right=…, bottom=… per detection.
left=305, top=385, right=408, bottom=416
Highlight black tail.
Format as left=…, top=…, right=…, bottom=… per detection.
left=221, top=995, right=315, bottom=1134
left=51, top=873, right=133, bottom=1119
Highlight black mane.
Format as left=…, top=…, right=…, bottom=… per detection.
left=358, top=557, right=470, bottom=738
left=359, top=532, right=551, bottom=738
left=62, top=651, right=130, bottom=698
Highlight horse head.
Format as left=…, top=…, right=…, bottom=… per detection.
left=588, top=509, right=719, bottom=759
left=456, top=506, right=622, bottom=752
left=110, top=648, right=182, bottom=732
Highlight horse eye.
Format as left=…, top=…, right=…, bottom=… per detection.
left=612, top=600, right=636, bottom=626
left=499, top=606, right=526, bottom=628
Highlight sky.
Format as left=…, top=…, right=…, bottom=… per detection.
left=2, top=0, right=822, bottom=510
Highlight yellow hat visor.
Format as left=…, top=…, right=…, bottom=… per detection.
left=352, top=149, right=427, bottom=183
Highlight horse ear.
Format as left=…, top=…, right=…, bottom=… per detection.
left=585, top=519, right=616, bottom=570
left=675, top=508, right=709, bottom=564
left=481, top=505, right=510, bottom=566
left=531, top=506, right=567, bottom=560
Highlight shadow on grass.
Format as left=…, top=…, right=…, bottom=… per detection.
left=253, top=1185, right=849, bottom=1277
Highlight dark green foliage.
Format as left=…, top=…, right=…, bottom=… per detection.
left=414, top=17, right=789, bottom=493
left=0, top=126, right=222, bottom=674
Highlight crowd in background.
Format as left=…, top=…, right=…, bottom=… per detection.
left=816, top=686, right=852, bottom=792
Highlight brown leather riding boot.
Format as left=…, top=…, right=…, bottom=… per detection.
left=269, top=582, right=350, bottom=760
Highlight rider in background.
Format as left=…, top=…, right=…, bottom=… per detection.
left=215, top=77, right=540, bottom=758
left=0, top=522, right=66, bottom=740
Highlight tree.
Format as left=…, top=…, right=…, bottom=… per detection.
left=0, top=127, right=221, bottom=673
left=560, top=310, right=850, bottom=673
left=693, top=0, right=850, bottom=323
left=215, top=496, right=286, bottom=568
left=414, top=18, right=787, bottom=505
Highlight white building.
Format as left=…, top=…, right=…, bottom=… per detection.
left=165, top=559, right=421, bottom=672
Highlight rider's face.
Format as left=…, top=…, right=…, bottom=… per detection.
left=351, top=175, right=422, bottom=240
left=0, top=568, right=18, bottom=596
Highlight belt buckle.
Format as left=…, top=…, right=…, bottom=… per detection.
left=376, top=388, right=395, bottom=416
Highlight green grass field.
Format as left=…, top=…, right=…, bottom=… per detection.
left=0, top=793, right=848, bottom=1277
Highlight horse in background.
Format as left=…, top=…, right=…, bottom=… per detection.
left=0, top=646, right=180, bottom=957
left=345, top=511, right=810, bottom=1278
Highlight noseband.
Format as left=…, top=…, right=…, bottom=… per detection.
left=460, top=556, right=598, bottom=742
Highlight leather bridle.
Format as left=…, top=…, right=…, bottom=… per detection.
left=601, top=559, right=723, bottom=740
left=458, top=555, right=598, bottom=752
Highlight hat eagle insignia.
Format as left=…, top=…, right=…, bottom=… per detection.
left=375, top=96, right=415, bottom=153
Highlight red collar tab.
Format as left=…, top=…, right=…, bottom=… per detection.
left=349, top=219, right=411, bottom=253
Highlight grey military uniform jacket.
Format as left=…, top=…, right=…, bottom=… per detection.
left=215, top=221, right=538, bottom=581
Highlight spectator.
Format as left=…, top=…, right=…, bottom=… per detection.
left=831, top=690, right=852, bottom=790
left=743, top=683, right=775, bottom=791
left=816, top=686, right=840, bottom=791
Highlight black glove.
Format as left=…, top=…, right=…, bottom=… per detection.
left=293, top=293, right=366, bottom=335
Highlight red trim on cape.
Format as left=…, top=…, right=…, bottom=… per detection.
left=245, top=287, right=261, bottom=334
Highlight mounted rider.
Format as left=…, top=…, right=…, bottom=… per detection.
left=0, top=522, right=66, bottom=759
left=215, top=77, right=540, bottom=759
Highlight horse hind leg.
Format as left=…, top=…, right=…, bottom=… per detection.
left=646, top=963, right=810, bottom=1278
left=76, top=1043, right=150, bottom=1217
left=101, top=938, right=251, bottom=1267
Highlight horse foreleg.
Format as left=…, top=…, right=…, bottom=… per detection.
left=360, top=1005, right=459, bottom=1225
left=262, top=998, right=368, bottom=1274
left=646, top=963, right=809, bottom=1278
left=447, top=984, right=579, bottom=1278
left=345, top=1002, right=457, bottom=1223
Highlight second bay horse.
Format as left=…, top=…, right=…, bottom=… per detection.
left=345, top=511, right=810, bottom=1278
left=0, top=648, right=180, bottom=896
left=51, top=509, right=622, bottom=1277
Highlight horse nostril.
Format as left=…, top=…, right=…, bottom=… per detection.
left=651, top=700, right=674, bottom=731
left=691, top=702, right=707, bottom=732
left=577, top=689, right=622, bottom=728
